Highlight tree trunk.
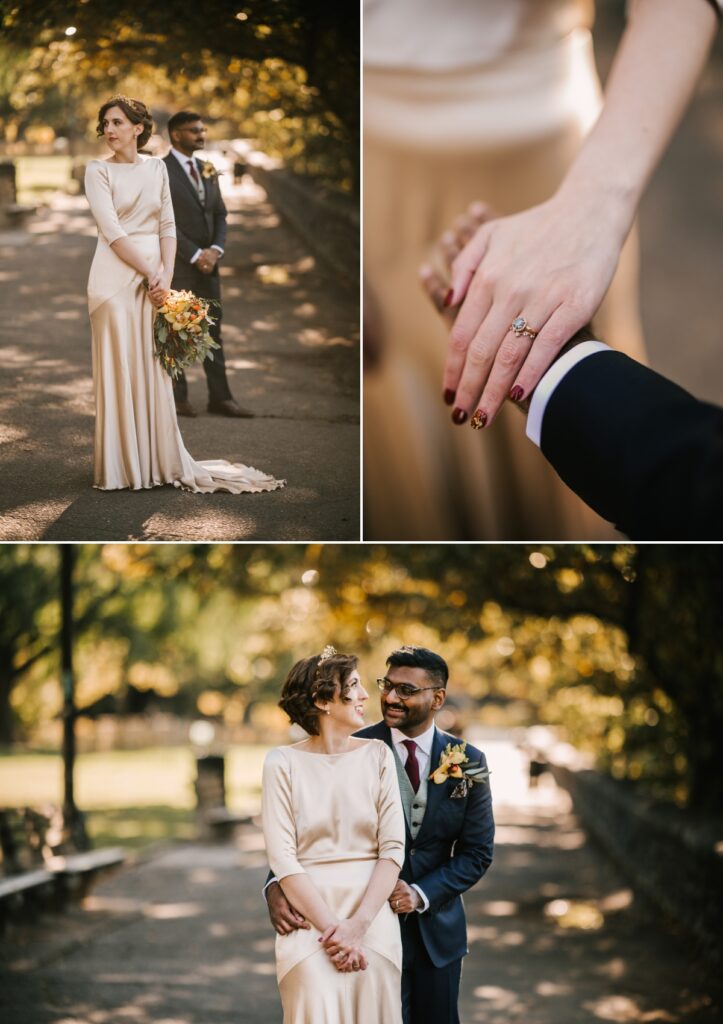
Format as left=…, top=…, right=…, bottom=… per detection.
left=0, top=663, right=16, bottom=745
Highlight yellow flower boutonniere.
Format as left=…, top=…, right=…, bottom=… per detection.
left=429, top=742, right=490, bottom=799
left=201, top=161, right=218, bottom=180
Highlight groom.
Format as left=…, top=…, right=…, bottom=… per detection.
left=164, top=111, right=253, bottom=419
left=266, top=645, right=495, bottom=1024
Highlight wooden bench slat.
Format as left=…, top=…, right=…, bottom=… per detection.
left=0, top=869, right=54, bottom=899
left=48, top=848, right=126, bottom=875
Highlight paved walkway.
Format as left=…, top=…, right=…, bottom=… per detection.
left=0, top=174, right=358, bottom=540
left=2, top=737, right=720, bottom=1024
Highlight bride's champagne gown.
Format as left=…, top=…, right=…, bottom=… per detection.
left=262, top=740, right=405, bottom=1024
left=85, top=156, right=285, bottom=493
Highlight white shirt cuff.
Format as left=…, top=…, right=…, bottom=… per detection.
left=262, top=876, right=278, bottom=901
left=211, top=245, right=224, bottom=257
left=526, top=341, right=611, bottom=448
left=411, top=883, right=429, bottom=913
left=190, top=248, right=203, bottom=264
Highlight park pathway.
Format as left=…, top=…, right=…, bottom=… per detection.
left=2, top=733, right=720, bottom=1024
left=0, top=172, right=358, bottom=540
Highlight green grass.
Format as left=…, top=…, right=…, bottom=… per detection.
left=14, top=155, right=75, bottom=203
left=85, top=805, right=197, bottom=851
left=0, top=744, right=271, bottom=851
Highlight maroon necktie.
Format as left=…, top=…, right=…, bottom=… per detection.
left=402, top=739, right=420, bottom=793
left=187, top=159, right=200, bottom=186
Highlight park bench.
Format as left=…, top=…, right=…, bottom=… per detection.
left=47, top=846, right=126, bottom=899
left=0, top=807, right=58, bottom=920
left=0, top=806, right=126, bottom=927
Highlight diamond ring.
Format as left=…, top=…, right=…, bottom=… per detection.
left=510, top=316, right=538, bottom=339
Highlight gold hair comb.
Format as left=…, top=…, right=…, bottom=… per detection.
left=108, top=94, right=145, bottom=115
left=318, top=645, right=337, bottom=662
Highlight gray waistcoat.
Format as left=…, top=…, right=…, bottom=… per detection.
left=391, top=743, right=429, bottom=841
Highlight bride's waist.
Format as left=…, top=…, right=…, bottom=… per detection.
left=302, top=856, right=377, bottom=875
left=97, top=231, right=160, bottom=245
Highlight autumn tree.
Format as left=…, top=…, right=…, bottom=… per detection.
left=0, top=0, right=358, bottom=190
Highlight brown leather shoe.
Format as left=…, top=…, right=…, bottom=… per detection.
left=175, top=398, right=197, bottom=417
left=207, top=399, right=255, bottom=418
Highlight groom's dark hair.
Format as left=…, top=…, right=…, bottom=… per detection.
left=386, top=646, right=448, bottom=688
left=168, top=111, right=203, bottom=138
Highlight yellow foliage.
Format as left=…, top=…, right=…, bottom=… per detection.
left=197, top=690, right=226, bottom=717
left=129, top=663, right=177, bottom=697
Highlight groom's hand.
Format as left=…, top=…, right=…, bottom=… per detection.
left=389, top=880, right=421, bottom=914
left=197, top=248, right=220, bottom=274
left=266, top=881, right=310, bottom=935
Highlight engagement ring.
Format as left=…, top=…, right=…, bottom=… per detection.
left=510, top=316, right=538, bottom=339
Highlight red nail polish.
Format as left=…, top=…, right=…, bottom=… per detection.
left=470, top=409, right=488, bottom=430
left=443, top=388, right=456, bottom=406
left=509, top=385, right=524, bottom=403
left=451, top=407, right=468, bottom=425
left=443, top=288, right=454, bottom=308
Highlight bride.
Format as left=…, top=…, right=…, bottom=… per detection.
left=262, top=648, right=405, bottom=1023
left=84, top=94, right=285, bottom=494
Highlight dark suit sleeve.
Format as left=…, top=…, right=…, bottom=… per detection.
left=415, top=752, right=494, bottom=913
left=175, top=225, right=200, bottom=265
left=210, top=179, right=228, bottom=251
left=540, top=351, right=723, bottom=539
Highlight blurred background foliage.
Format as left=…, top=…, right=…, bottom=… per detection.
left=0, top=0, right=357, bottom=191
left=1, top=544, right=722, bottom=812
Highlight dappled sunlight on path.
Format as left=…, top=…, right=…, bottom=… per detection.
left=459, top=730, right=720, bottom=1024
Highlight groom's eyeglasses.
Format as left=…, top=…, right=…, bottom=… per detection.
left=377, top=678, right=440, bottom=700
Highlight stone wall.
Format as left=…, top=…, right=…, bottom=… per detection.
left=246, top=164, right=358, bottom=287
left=551, top=764, right=723, bottom=968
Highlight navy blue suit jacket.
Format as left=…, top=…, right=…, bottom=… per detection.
left=540, top=350, right=723, bottom=539
left=356, top=721, right=494, bottom=968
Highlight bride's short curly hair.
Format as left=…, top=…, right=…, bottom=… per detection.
left=96, top=95, right=153, bottom=149
left=279, top=652, right=358, bottom=736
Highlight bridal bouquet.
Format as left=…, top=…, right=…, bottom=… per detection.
left=152, top=289, right=220, bottom=379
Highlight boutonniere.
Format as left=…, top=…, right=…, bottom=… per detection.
left=429, top=742, right=490, bottom=799
left=201, top=161, right=218, bottom=180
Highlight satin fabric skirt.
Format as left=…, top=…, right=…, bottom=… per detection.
left=88, top=232, right=285, bottom=493
left=276, top=861, right=402, bottom=1024
left=363, top=29, right=646, bottom=540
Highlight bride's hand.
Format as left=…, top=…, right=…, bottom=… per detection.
left=147, top=267, right=172, bottom=308
left=442, top=187, right=628, bottom=427
left=147, top=285, right=169, bottom=308
left=147, top=266, right=163, bottom=291
left=324, top=942, right=368, bottom=974
left=319, top=919, right=369, bottom=971
left=331, top=946, right=366, bottom=970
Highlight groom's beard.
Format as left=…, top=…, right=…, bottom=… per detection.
left=381, top=700, right=430, bottom=733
